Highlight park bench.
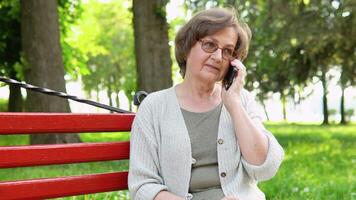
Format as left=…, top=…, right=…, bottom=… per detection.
left=0, top=112, right=135, bottom=200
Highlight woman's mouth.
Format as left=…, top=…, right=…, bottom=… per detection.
left=205, top=64, right=220, bottom=72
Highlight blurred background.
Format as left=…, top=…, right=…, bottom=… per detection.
left=0, top=0, right=355, bottom=199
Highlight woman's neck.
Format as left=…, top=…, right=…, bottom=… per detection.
left=175, top=77, right=222, bottom=112
left=180, top=79, right=217, bottom=99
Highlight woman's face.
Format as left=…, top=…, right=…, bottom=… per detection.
left=185, top=27, right=238, bottom=83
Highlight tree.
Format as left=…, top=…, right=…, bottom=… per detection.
left=335, top=1, right=356, bottom=124
left=21, top=0, right=81, bottom=144
left=133, top=0, right=172, bottom=92
left=183, top=0, right=305, bottom=121
left=183, top=0, right=355, bottom=124
left=0, top=0, right=82, bottom=112
left=0, top=0, right=23, bottom=112
left=67, top=0, right=136, bottom=111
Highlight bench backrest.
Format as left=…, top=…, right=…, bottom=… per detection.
left=0, top=112, right=135, bottom=200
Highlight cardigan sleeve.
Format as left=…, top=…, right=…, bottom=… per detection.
left=240, top=91, right=285, bottom=181
left=128, top=99, right=168, bottom=200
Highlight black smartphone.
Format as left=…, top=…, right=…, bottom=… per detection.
left=223, top=65, right=238, bottom=90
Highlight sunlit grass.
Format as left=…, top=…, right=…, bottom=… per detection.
left=260, top=123, right=356, bottom=200
left=0, top=123, right=355, bottom=199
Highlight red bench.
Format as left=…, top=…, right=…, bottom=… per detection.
left=0, top=112, right=135, bottom=200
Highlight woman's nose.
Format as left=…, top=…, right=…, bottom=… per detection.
left=210, top=48, right=223, bottom=62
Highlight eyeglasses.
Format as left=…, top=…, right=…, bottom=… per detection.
left=199, top=39, right=237, bottom=61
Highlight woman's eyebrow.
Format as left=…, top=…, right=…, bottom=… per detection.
left=206, top=37, right=235, bottom=48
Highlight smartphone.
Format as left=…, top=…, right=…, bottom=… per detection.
left=223, top=64, right=238, bottom=90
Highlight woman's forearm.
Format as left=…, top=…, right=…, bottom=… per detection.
left=154, top=191, right=185, bottom=200
left=229, top=100, right=268, bottom=165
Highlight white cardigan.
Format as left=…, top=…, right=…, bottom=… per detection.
left=128, top=86, right=284, bottom=200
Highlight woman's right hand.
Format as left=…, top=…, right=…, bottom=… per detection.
left=221, top=196, right=239, bottom=200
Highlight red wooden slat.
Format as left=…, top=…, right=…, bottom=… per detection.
left=0, top=142, right=130, bottom=168
left=0, top=172, right=128, bottom=200
left=0, top=113, right=135, bottom=134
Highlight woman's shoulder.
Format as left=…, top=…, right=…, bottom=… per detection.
left=141, top=86, right=174, bottom=105
left=136, top=86, right=174, bottom=113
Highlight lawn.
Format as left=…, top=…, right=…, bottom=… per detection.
left=260, top=123, right=356, bottom=200
left=0, top=123, right=355, bottom=200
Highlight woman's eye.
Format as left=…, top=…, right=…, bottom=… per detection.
left=205, top=41, right=216, bottom=49
left=223, top=48, right=233, bottom=55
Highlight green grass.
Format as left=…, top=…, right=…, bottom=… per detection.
left=259, top=123, right=356, bottom=200
left=0, top=124, right=355, bottom=199
left=0, top=132, right=131, bottom=200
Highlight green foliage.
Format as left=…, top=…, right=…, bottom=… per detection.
left=184, top=0, right=355, bottom=117
left=65, top=0, right=136, bottom=106
left=334, top=2, right=356, bottom=88
left=58, top=0, right=86, bottom=78
left=184, top=0, right=220, bottom=11
left=0, top=0, right=84, bottom=80
left=0, top=98, right=8, bottom=112
left=167, top=4, right=187, bottom=83
left=0, top=0, right=21, bottom=78
left=58, top=0, right=83, bottom=36
left=155, top=4, right=167, bottom=19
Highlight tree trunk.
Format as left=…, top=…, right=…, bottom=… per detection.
left=96, top=86, right=100, bottom=112
left=107, top=82, right=113, bottom=107
left=112, top=74, right=120, bottom=108
left=261, top=100, right=270, bottom=121
left=281, top=91, right=287, bottom=121
left=107, top=81, right=113, bottom=113
left=340, top=84, right=346, bottom=124
left=8, top=69, right=23, bottom=112
left=21, top=0, right=81, bottom=144
left=96, top=85, right=100, bottom=102
left=115, top=91, right=120, bottom=109
left=321, top=69, right=329, bottom=125
left=133, top=0, right=172, bottom=93
left=257, top=96, right=269, bottom=121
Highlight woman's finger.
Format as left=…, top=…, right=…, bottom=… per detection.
left=231, top=59, right=246, bottom=71
left=230, top=60, right=246, bottom=80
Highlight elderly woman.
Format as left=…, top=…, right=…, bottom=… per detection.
left=128, top=7, right=284, bottom=200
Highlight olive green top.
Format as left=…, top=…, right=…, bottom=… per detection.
left=181, top=103, right=224, bottom=200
